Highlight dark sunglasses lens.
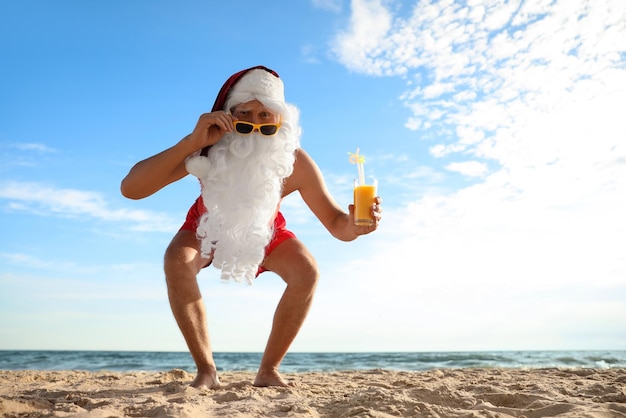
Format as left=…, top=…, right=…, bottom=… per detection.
left=260, top=125, right=278, bottom=135
left=235, top=122, right=253, bottom=134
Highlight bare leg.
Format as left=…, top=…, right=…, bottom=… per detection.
left=164, top=230, right=220, bottom=389
left=253, top=239, right=319, bottom=387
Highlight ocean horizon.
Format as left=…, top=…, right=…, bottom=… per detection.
left=1, top=350, right=624, bottom=373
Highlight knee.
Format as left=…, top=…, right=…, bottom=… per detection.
left=163, top=239, right=200, bottom=287
left=264, top=239, right=320, bottom=291
left=163, top=245, right=181, bottom=279
left=286, top=255, right=319, bottom=292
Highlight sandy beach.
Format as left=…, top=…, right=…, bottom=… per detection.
left=1, top=368, right=624, bottom=417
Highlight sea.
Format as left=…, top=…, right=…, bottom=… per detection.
left=0, top=350, right=624, bottom=373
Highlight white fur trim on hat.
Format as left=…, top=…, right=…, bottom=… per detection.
left=225, top=69, right=285, bottom=111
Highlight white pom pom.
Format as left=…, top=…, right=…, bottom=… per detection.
left=186, top=155, right=210, bottom=178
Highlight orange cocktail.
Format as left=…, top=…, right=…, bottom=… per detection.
left=354, top=179, right=377, bottom=226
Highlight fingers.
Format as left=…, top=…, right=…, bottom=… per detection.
left=364, top=198, right=382, bottom=232
left=198, top=111, right=234, bottom=133
left=188, top=111, right=235, bottom=150
left=371, top=196, right=382, bottom=221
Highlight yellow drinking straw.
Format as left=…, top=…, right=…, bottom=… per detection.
left=348, top=148, right=366, bottom=185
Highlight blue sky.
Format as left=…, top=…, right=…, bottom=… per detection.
left=1, top=0, right=625, bottom=353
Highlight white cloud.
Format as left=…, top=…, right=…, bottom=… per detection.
left=430, top=143, right=466, bottom=158
left=327, top=0, right=626, bottom=348
left=422, top=81, right=456, bottom=99
left=0, top=142, right=58, bottom=168
left=2, top=142, right=57, bottom=153
left=331, top=0, right=398, bottom=75
left=332, top=0, right=626, bottom=203
left=311, top=0, right=343, bottom=13
left=0, top=252, right=163, bottom=279
left=0, top=181, right=177, bottom=232
left=445, top=160, right=488, bottom=177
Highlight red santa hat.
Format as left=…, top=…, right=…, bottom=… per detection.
left=211, top=65, right=283, bottom=111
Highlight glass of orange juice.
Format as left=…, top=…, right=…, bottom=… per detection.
left=354, top=178, right=377, bottom=226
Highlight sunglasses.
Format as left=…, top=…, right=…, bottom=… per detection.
left=233, top=121, right=282, bottom=136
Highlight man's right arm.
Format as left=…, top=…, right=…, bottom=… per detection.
left=120, top=136, right=196, bottom=200
left=120, top=111, right=235, bottom=200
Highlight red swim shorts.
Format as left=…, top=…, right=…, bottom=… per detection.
left=179, top=196, right=296, bottom=275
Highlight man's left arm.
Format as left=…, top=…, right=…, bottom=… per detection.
left=294, top=150, right=381, bottom=241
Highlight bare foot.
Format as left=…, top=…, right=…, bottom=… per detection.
left=253, top=368, right=294, bottom=387
left=191, top=369, right=221, bottom=389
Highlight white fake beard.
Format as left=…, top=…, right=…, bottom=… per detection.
left=194, top=129, right=297, bottom=284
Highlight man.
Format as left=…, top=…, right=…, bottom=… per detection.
left=121, top=66, right=382, bottom=388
